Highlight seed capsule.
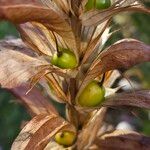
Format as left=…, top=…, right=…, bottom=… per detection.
left=54, top=131, right=76, bottom=146
left=77, top=81, right=105, bottom=107
left=51, top=48, right=77, bottom=69
left=85, top=0, right=111, bottom=11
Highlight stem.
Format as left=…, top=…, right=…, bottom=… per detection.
left=52, top=32, right=62, bottom=56
left=98, top=73, right=106, bottom=87
left=94, top=0, right=96, bottom=8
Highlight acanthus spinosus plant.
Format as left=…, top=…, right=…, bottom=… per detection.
left=0, top=0, right=150, bottom=149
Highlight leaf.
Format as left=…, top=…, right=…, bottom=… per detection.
left=115, top=0, right=138, bottom=7
left=80, top=3, right=150, bottom=26
left=0, top=0, right=66, bottom=26
left=94, top=130, right=150, bottom=150
left=45, top=74, right=69, bottom=103
left=51, top=0, right=70, bottom=13
left=66, top=105, right=79, bottom=128
left=44, top=141, right=65, bottom=150
left=10, top=84, right=58, bottom=116
left=0, top=0, right=41, bottom=6
left=18, top=23, right=55, bottom=56
left=40, top=0, right=70, bottom=14
left=0, top=38, right=35, bottom=57
left=103, top=70, right=120, bottom=87
left=69, top=0, right=82, bottom=15
left=79, top=39, right=150, bottom=94
left=0, top=49, right=48, bottom=88
left=77, top=108, right=107, bottom=150
left=81, top=20, right=111, bottom=65
left=0, top=0, right=79, bottom=61
left=102, top=90, right=150, bottom=109
left=11, top=114, right=76, bottom=150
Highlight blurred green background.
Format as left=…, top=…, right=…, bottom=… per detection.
left=0, top=3, right=150, bottom=150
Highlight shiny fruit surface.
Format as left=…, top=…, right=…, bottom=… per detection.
left=77, top=81, right=105, bottom=107
left=51, top=49, right=77, bottom=69
left=96, top=0, right=111, bottom=10
left=85, top=0, right=94, bottom=11
left=54, top=131, right=76, bottom=146
left=85, top=0, right=111, bottom=11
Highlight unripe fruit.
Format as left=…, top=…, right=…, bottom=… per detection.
left=85, top=0, right=111, bottom=11
left=54, top=131, right=76, bottom=146
left=51, top=48, right=77, bottom=69
left=77, top=81, right=105, bottom=107
left=85, top=0, right=94, bottom=11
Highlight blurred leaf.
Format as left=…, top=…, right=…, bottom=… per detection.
left=95, top=129, right=150, bottom=149
left=10, top=84, right=58, bottom=116
left=80, top=2, right=150, bottom=26
left=0, top=21, right=18, bottom=39
left=103, top=90, right=150, bottom=109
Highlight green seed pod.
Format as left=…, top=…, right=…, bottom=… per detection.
left=77, top=81, right=105, bottom=107
left=51, top=48, right=77, bottom=69
left=54, top=131, right=76, bottom=147
left=85, top=0, right=111, bottom=11
left=85, top=0, right=95, bottom=11
left=96, top=0, right=111, bottom=9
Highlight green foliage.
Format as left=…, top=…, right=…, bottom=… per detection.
left=0, top=90, right=30, bottom=150
left=0, top=21, right=18, bottom=39
left=132, top=13, right=150, bottom=44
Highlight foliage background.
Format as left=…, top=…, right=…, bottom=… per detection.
left=0, top=3, right=150, bottom=150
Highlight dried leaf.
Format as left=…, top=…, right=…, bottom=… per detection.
left=0, top=49, right=48, bottom=88
left=11, top=114, right=76, bottom=150
left=18, top=23, right=55, bottom=56
left=94, top=130, right=150, bottom=150
left=0, top=0, right=41, bottom=6
left=0, top=0, right=79, bottom=62
left=81, top=4, right=150, bottom=26
left=10, top=84, right=58, bottom=116
left=81, top=20, right=111, bottom=64
left=77, top=108, right=107, bottom=150
left=0, top=1, right=55, bottom=23
left=105, top=86, right=121, bottom=97
left=103, top=70, right=120, bottom=87
left=79, top=39, right=150, bottom=94
left=44, top=141, right=65, bottom=150
left=53, top=0, right=70, bottom=14
left=102, top=90, right=150, bottom=109
left=66, top=105, right=79, bottom=128
left=45, top=74, right=69, bottom=103
left=0, top=38, right=35, bottom=57
left=115, top=0, right=138, bottom=7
